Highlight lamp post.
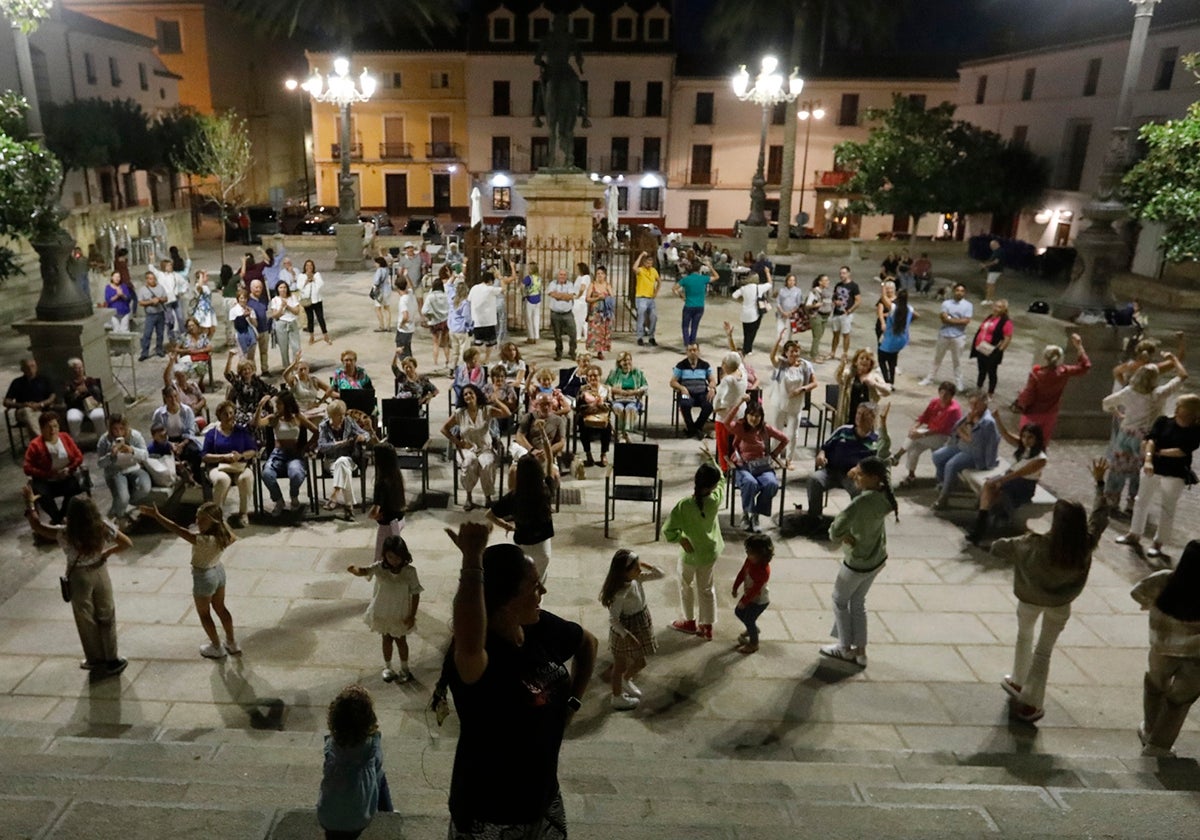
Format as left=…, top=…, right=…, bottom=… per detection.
left=283, top=78, right=312, bottom=207
left=1054, top=0, right=1160, bottom=319
left=795, top=100, right=825, bottom=239
left=301, top=57, right=376, bottom=271
left=732, top=57, right=804, bottom=257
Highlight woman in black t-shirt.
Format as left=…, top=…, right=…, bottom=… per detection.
left=440, top=523, right=597, bottom=840
left=1117, top=395, right=1200, bottom=562
left=488, top=437, right=555, bottom=581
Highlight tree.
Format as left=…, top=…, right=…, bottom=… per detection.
left=42, top=99, right=119, bottom=202
left=220, top=0, right=457, bottom=46
left=834, top=94, right=1047, bottom=234
left=704, top=0, right=905, bottom=252
left=150, top=106, right=207, bottom=210
left=1122, top=54, right=1200, bottom=263
left=174, top=110, right=253, bottom=263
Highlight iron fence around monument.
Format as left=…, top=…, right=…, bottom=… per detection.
left=465, top=231, right=645, bottom=335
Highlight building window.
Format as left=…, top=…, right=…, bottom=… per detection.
left=643, top=137, right=661, bottom=171
left=386, top=72, right=402, bottom=89
left=837, top=93, right=859, bottom=126
left=1154, top=47, right=1178, bottom=91
left=639, top=187, right=661, bottom=212
left=155, top=19, right=182, bottom=54
left=492, top=136, right=511, bottom=170
left=109, top=57, right=122, bottom=87
left=493, top=81, right=510, bottom=116
left=430, top=72, right=450, bottom=89
left=771, top=101, right=786, bottom=125
left=490, top=15, right=513, bottom=42
left=573, top=137, right=587, bottom=169
left=690, top=144, right=712, bottom=185
left=138, top=62, right=148, bottom=91
left=645, top=81, right=663, bottom=117
left=616, top=186, right=628, bottom=211
left=766, top=145, right=783, bottom=184
left=531, top=136, right=550, bottom=169
left=612, top=81, right=631, bottom=117
left=84, top=52, right=97, bottom=84
left=530, top=11, right=551, bottom=41
left=694, top=92, right=714, bottom=125
left=1021, top=67, right=1036, bottom=101
left=610, top=137, right=629, bottom=171
left=613, top=14, right=635, bottom=42
left=1012, top=125, right=1028, bottom=147
left=645, top=15, right=667, bottom=42
left=1060, top=120, right=1091, bottom=191
left=493, top=187, right=512, bottom=211
left=1083, top=57, right=1101, bottom=97
left=687, top=200, right=708, bottom=230
left=974, top=75, right=987, bottom=105
left=907, top=93, right=926, bottom=109
left=570, top=13, right=592, bottom=41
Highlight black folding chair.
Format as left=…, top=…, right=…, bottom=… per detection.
left=603, top=442, right=664, bottom=539
left=387, top=416, right=430, bottom=503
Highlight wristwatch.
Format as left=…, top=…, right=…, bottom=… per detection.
left=566, top=695, right=582, bottom=712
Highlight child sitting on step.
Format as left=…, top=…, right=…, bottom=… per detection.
left=317, top=683, right=393, bottom=839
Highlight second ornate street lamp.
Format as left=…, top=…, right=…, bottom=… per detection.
left=796, top=100, right=825, bottom=238
left=732, top=56, right=804, bottom=254
left=302, top=57, right=376, bottom=270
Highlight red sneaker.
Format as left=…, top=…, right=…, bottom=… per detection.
left=670, top=619, right=698, bottom=634
left=698, top=624, right=713, bottom=640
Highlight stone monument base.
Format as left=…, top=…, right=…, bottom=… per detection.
left=520, top=170, right=604, bottom=247
left=12, top=313, right=116, bottom=412
left=334, top=224, right=365, bottom=272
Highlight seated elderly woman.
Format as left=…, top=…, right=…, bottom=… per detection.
left=835, top=348, right=892, bottom=428
left=605, top=351, right=648, bottom=443
left=316, top=399, right=371, bottom=519
left=61, top=357, right=106, bottom=439
left=391, top=353, right=439, bottom=405
left=283, top=354, right=333, bottom=421
left=441, top=384, right=511, bottom=510
left=224, top=350, right=277, bottom=431
left=164, top=354, right=207, bottom=423
left=24, top=411, right=86, bottom=525
left=725, top=396, right=787, bottom=533
left=576, top=365, right=613, bottom=468
left=330, top=349, right=373, bottom=392
left=559, top=351, right=593, bottom=405
left=201, top=400, right=259, bottom=529
left=258, top=390, right=318, bottom=515
left=967, top=417, right=1048, bottom=544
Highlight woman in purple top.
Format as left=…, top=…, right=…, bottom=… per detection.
left=104, top=271, right=134, bottom=332
left=201, top=400, right=259, bottom=529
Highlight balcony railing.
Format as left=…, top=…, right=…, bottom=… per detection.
left=379, top=142, right=413, bottom=160
left=595, top=154, right=641, bottom=173
left=426, top=141, right=461, bottom=160
left=687, top=168, right=714, bottom=186
left=331, top=143, right=363, bottom=161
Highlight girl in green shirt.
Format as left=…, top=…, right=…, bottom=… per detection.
left=821, top=456, right=898, bottom=669
left=664, top=457, right=725, bottom=640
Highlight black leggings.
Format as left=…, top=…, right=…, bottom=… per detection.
left=580, top=423, right=612, bottom=460
left=741, top=315, right=763, bottom=356
left=976, top=353, right=1002, bottom=394
left=304, top=301, right=328, bottom=335
left=877, top=349, right=899, bottom=385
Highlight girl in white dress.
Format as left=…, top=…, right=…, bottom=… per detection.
left=573, top=262, right=591, bottom=343
left=348, top=535, right=422, bottom=683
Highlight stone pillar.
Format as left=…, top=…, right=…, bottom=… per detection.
left=519, top=171, right=605, bottom=270
left=12, top=313, right=116, bottom=412
left=334, top=223, right=366, bottom=272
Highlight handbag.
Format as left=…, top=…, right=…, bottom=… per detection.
left=369, top=284, right=381, bottom=302
left=83, top=395, right=102, bottom=412
left=743, top=457, right=773, bottom=476
left=790, top=307, right=812, bottom=333
left=582, top=411, right=609, bottom=429
left=60, top=556, right=76, bottom=603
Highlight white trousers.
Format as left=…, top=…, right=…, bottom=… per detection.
left=679, top=559, right=716, bottom=625
left=929, top=334, right=966, bottom=387
left=525, top=301, right=541, bottom=340
left=1130, top=472, right=1186, bottom=546
left=330, top=455, right=358, bottom=506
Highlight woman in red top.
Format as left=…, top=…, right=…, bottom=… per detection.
left=971, top=300, right=1014, bottom=396
left=725, top=397, right=787, bottom=533
left=895, top=382, right=963, bottom=488
left=23, top=412, right=86, bottom=524
left=1013, top=333, right=1090, bottom=442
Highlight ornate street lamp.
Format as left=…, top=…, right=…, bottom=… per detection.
left=301, top=57, right=376, bottom=270
left=732, top=57, right=804, bottom=253
left=796, top=100, right=825, bottom=238
left=1055, top=0, right=1160, bottom=318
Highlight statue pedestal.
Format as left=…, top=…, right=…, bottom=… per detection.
left=1021, top=316, right=1137, bottom=440
left=741, top=225, right=769, bottom=264
left=12, top=313, right=116, bottom=409
left=520, top=171, right=604, bottom=260
left=334, top=223, right=365, bottom=272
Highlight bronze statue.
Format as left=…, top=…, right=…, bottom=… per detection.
left=533, top=12, right=589, bottom=170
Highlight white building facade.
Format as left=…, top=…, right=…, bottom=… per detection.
left=954, top=17, right=1200, bottom=273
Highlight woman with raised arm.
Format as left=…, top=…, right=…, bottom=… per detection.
left=440, top=521, right=597, bottom=839
left=441, top=384, right=510, bottom=510
left=968, top=414, right=1048, bottom=545
left=283, top=353, right=334, bottom=421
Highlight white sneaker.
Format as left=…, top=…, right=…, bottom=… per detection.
left=381, top=667, right=398, bottom=683
left=396, top=668, right=414, bottom=684
left=200, top=643, right=226, bottom=659
left=918, top=377, right=934, bottom=386
left=622, top=678, right=642, bottom=698
left=611, top=693, right=639, bottom=711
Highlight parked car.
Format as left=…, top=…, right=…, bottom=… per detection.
left=244, top=206, right=279, bottom=243
left=295, top=205, right=340, bottom=235
left=279, top=205, right=311, bottom=235
left=401, top=216, right=441, bottom=241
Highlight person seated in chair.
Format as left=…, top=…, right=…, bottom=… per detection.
left=894, top=382, right=962, bottom=488
left=968, top=417, right=1047, bottom=544
left=798, top=402, right=880, bottom=522
left=6, top=357, right=56, bottom=440
left=24, top=411, right=85, bottom=524
left=931, top=389, right=1000, bottom=510
left=670, top=343, right=716, bottom=440
left=96, top=413, right=152, bottom=527
left=151, top=386, right=209, bottom=495
left=392, top=353, right=439, bottom=406
left=510, top=392, right=566, bottom=486
left=317, top=399, right=371, bottom=518
left=62, top=357, right=106, bottom=440
left=726, top=397, right=787, bottom=533
left=559, top=351, right=592, bottom=405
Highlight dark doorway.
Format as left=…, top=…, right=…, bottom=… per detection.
left=433, top=173, right=451, bottom=212
left=385, top=174, right=408, bottom=218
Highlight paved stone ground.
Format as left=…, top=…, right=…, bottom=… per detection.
left=1, top=236, right=1198, bottom=838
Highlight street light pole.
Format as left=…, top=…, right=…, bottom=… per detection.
left=1054, top=0, right=1161, bottom=318
left=301, top=57, right=376, bottom=271
left=732, top=57, right=804, bottom=258
left=796, top=100, right=825, bottom=239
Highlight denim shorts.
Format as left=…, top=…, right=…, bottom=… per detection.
left=192, top=563, right=226, bottom=598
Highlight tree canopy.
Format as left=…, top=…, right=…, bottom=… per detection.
left=834, top=94, right=1047, bottom=230
left=174, top=111, right=253, bottom=262
left=1122, top=54, right=1200, bottom=263
left=0, top=93, right=65, bottom=283
left=221, top=0, right=457, bottom=46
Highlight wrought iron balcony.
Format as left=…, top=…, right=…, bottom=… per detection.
left=379, top=142, right=413, bottom=160
left=331, top=143, right=363, bottom=161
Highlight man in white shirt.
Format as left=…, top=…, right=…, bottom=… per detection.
left=546, top=268, right=578, bottom=361
left=467, top=272, right=505, bottom=364
left=395, top=277, right=420, bottom=360
left=920, top=283, right=974, bottom=391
